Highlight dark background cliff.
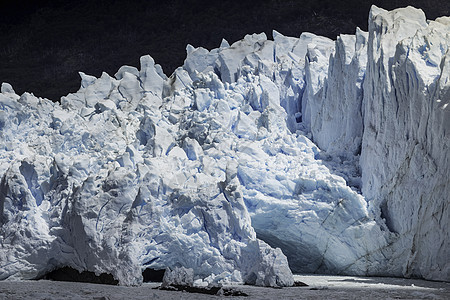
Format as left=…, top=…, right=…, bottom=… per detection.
left=0, top=0, right=448, bottom=101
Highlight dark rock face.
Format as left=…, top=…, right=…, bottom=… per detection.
left=294, top=281, right=308, bottom=287
left=158, top=284, right=249, bottom=297
left=142, top=268, right=165, bottom=282
left=41, top=266, right=118, bottom=285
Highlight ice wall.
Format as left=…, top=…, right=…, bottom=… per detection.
left=311, top=29, right=368, bottom=156
left=0, top=31, right=393, bottom=285
left=303, top=6, right=449, bottom=281
left=0, top=5, right=448, bottom=285
left=0, top=59, right=294, bottom=287
left=360, top=6, right=450, bottom=281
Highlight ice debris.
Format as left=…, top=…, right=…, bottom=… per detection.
left=0, top=5, right=448, bottom=285
left=161, top=266, right=194, bottom=288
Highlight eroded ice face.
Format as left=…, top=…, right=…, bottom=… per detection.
left=1, top=5, right=448, bottom=286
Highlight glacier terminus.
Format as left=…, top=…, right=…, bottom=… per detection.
left=0, top=5, right=448, bottom=286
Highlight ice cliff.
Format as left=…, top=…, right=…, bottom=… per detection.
left=361, top=7, right=450, bottom=281
left=302, top=6, right=449, bottom=281
left=0, top=5, right=448, bottom=285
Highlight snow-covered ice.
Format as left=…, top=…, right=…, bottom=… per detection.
left=0, top=5, right=448, bottom=286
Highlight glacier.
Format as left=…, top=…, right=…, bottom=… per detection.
left=0, top=5, right=448, bottom=285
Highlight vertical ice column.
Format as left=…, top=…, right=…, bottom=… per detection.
left=312, top=29, right=368, bottom=156
left=360, top=6, right=450, bottom=280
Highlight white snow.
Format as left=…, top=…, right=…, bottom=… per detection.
left=0, top=5, right=448, bottom=287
